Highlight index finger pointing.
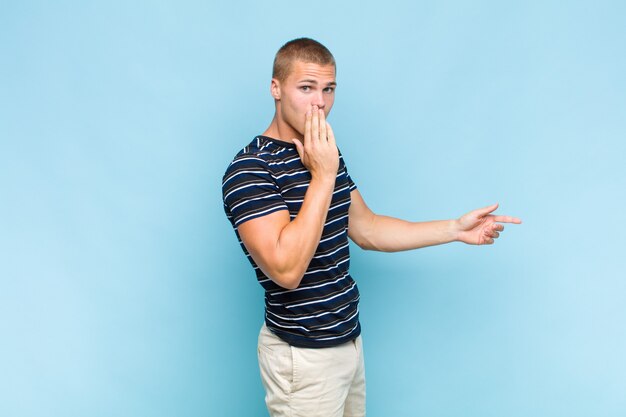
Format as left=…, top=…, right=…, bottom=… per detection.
left=493, top=215, right=522, bottom=224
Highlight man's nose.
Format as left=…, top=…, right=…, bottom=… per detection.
left=311, top=93, right=325, bottom=110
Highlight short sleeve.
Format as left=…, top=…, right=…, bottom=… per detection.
left=339, top=150, right=357, bottom=191
left=222, top=156, right=288, bottom=227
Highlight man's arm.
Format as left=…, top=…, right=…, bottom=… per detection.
left=348, top=189, right=522, bottom=252
left=238, top=106, right=338, bottom=289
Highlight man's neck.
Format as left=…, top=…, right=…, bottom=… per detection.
left=262, top=115, right=302, bottom=143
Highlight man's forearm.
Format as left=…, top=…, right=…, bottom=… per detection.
left=272, top=177, right=335, bottom=288
left=361, top=215, right=459, bottom=252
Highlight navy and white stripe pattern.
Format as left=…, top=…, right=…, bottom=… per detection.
left=222, top=135, right=361, bottom=348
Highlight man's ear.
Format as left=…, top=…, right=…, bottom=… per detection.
left=270, top=78, right=281, bottom=100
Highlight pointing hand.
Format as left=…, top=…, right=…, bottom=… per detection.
left=455, top=203, right=522, bottom=245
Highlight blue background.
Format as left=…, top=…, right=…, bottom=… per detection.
left=1, top=1, right=625, bottom=416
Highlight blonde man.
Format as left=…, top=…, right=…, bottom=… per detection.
left=222, top=37, right=521, bottom=417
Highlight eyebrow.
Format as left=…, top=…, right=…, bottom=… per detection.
left=298, top=79, right=337, bottom=86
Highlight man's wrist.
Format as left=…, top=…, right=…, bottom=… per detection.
left=310, top=174, right=336, bottom=188
left=448, top=219, right=461, bottom=242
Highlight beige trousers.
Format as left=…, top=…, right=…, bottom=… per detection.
left=257, top=324, right=366, bottom=417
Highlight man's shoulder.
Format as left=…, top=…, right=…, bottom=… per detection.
left=224, top=137, right=272, bottom=175
left=224, top=136, right=299, bottom=174
left=222, top=135, right=298, bottom=192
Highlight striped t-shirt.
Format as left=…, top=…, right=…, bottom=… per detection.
left=222, top=135, right=361, bottom=348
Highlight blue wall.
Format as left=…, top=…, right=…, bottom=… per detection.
left=1, top=1, right=625, bottom=416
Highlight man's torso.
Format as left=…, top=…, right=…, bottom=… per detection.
left=222, top=135, right=361, bottom=348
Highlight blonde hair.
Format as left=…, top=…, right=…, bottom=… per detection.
left=272, top=38, right=335, bottom=82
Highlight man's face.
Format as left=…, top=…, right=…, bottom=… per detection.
left=273, top=60, right=337, bottom=138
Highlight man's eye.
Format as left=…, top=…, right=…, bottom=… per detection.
left=323, top=87, right=335, bottom=93
left=301, top=86, right=311, bottom=91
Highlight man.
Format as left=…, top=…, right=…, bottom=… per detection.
left=222, top=38, right=521, bottom=417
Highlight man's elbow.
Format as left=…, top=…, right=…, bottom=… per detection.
left=252, top=254, right=305, bottom=290
left=358, top=241, right=389, bottom=252
left=349, top=215, right=382, bottom=251
left=353, top=237, right=374, bottom=251
left=350, top=231, right=380, bottom=251
left=268, top=270, right=304, bottom=290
